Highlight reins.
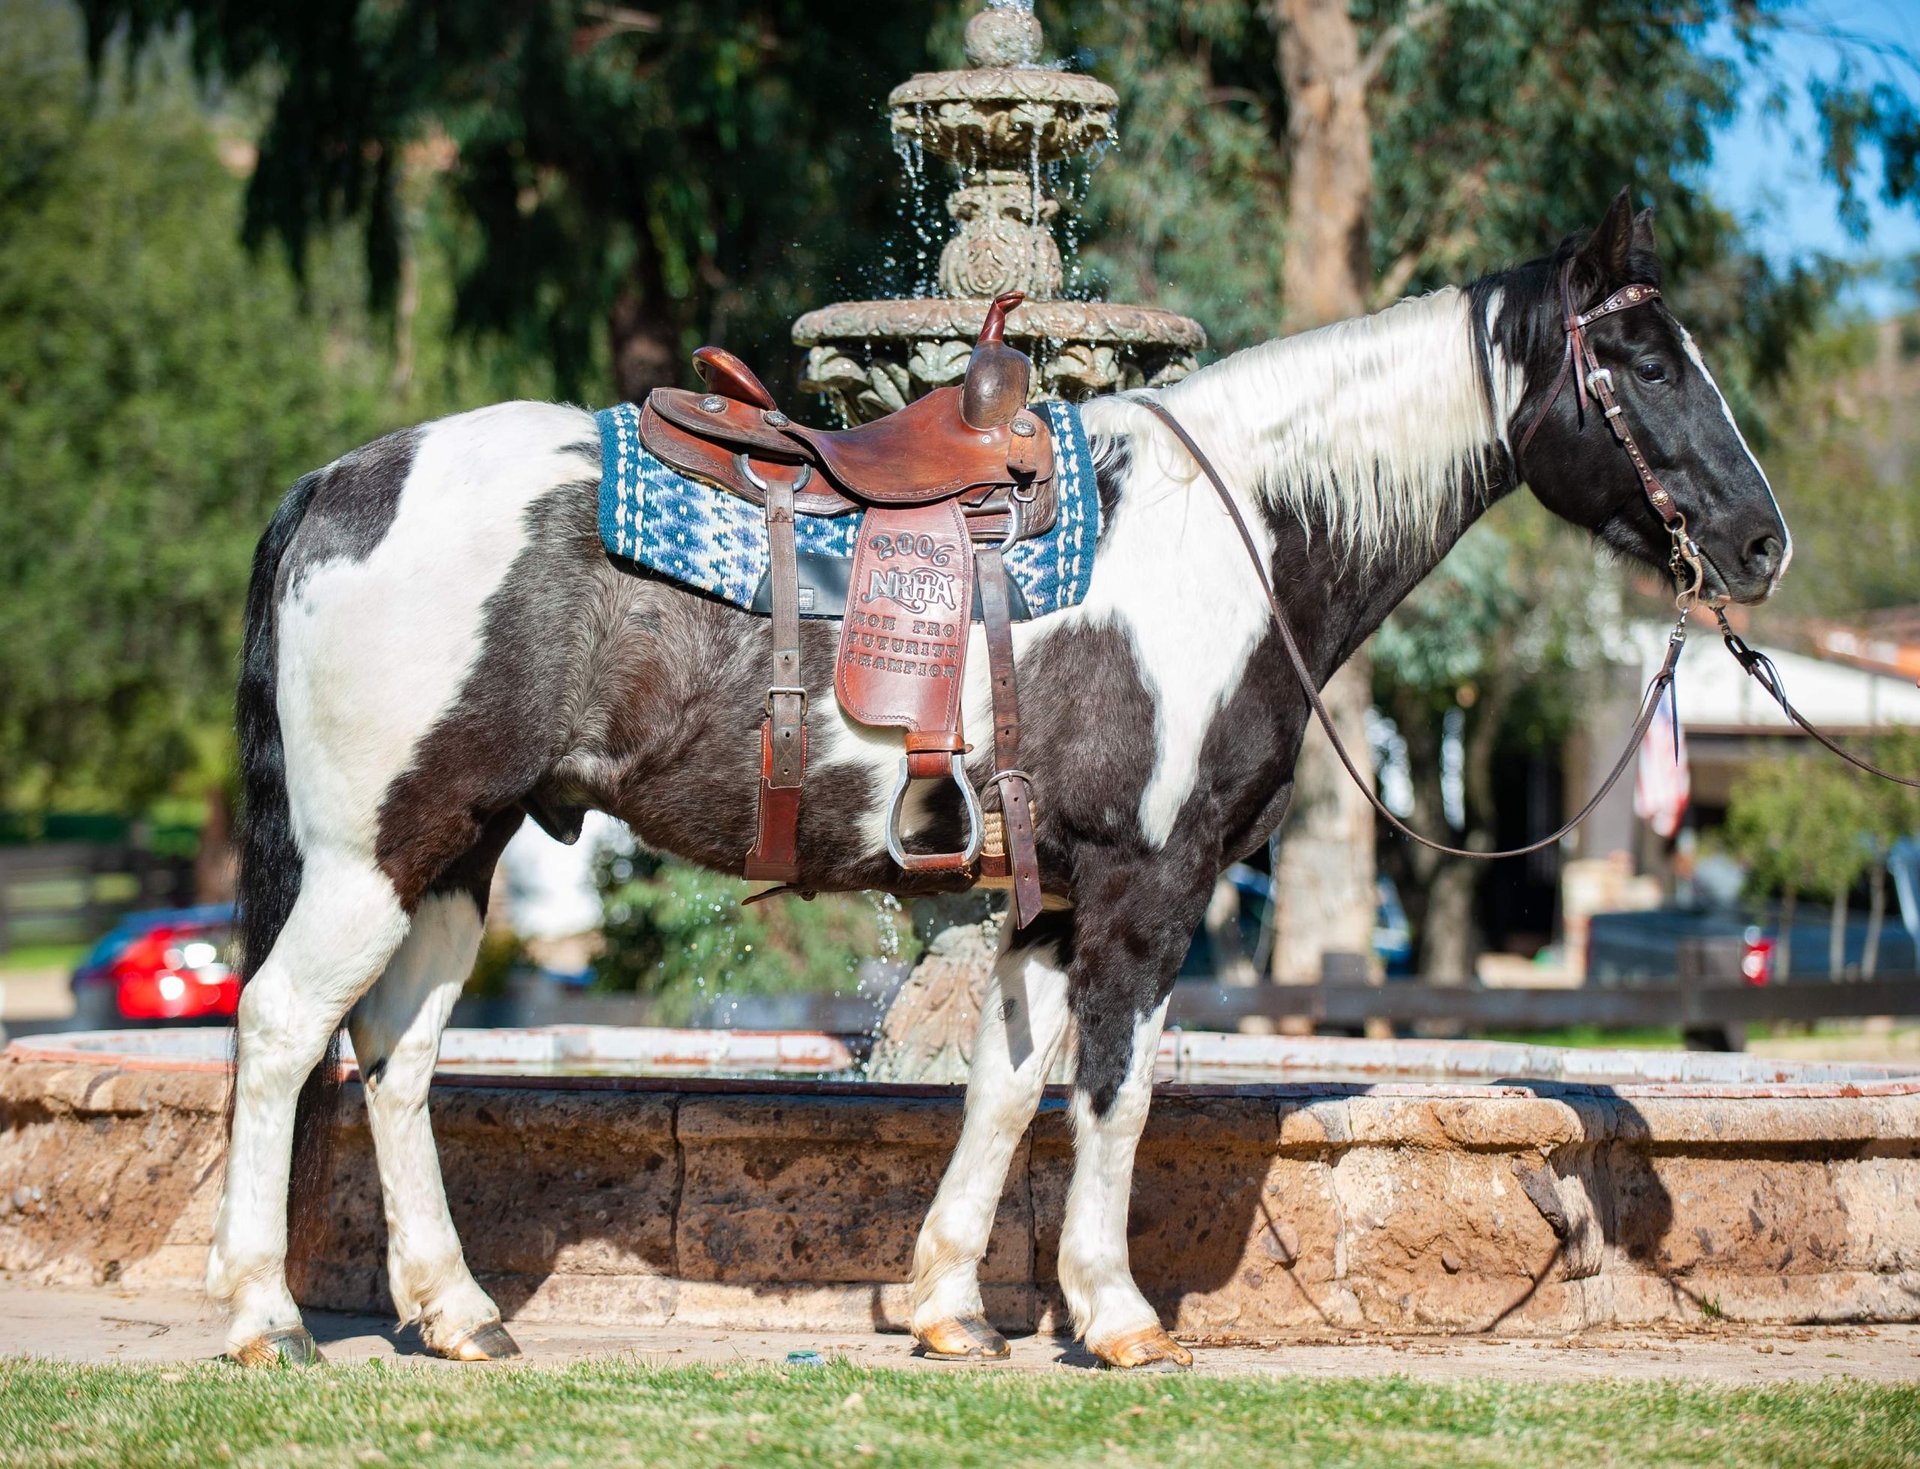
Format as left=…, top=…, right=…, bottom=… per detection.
left=1141, top=398, right=1690, bottom=862
left=1140, top=257, right=1917, bottom=858
left=1712, top=611, right=1920, bottom=788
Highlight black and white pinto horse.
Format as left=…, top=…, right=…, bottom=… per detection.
left=213, top=194, right=1787, bottom=1368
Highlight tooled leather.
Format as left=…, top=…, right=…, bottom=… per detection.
left=648, top=385, right=1054, bottom=505
left=639, top=401, right=1061, bottom=535
left=835, top=502, right=972, bottom=746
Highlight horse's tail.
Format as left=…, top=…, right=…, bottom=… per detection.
left=231, top=467, right=336, bottom=1276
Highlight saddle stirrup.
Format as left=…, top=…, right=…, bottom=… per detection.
left=884, top=751, right=984, bottom=874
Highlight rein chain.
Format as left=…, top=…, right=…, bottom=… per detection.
left=1141, top=260, right=1917, bottom=862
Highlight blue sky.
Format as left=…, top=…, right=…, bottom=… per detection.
left=1704, top=0, right=1920, bottom=314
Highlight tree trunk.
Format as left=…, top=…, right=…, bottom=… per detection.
left=1778, top=886, right=1797, bottom=980
left=1271, top=661, right=1378, bottom=981
left=609, top=260, right=680, bottom=404
left=1830, top=886, right=1849, bottom=980
left=1267, top=0, right=1379, bottom=986
left=193, top=785, right=237, bottom=905
left=1420, top=857, right=1477, bottom=982
left=1864, top=856, right=1886, bottom=979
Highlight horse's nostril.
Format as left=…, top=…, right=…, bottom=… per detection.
left=1742, top=533, right=1782, bottom=579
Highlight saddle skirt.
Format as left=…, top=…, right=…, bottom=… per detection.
left=595, top=397, right=1101, bottom=619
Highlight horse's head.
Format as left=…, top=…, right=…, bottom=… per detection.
left=1495, top=191, right=1790, bottom=605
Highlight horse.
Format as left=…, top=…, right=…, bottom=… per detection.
left=210, top=191, right=1788, bottom=1369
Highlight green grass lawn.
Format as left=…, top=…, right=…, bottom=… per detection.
left=0, top=1360, right=1915, bottom=1469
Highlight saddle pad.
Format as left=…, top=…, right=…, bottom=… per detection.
left=596, top=398, right=1100, bottom=620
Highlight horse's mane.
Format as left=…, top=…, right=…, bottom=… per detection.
left=1087, top=280, right=1533, bottom=569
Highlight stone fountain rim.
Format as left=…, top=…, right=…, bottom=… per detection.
left=888, top=67, right=1119, bottom=116
left=793, top=297, right=1206, bottom=349
left=12, top=1029, right=1919, bottom=1107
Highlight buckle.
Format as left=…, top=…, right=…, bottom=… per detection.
left=988, top=768, right=1033, bottom=803
left=884, top=752, right=984, bottom=872
left=764, top=686, right=808, bottom=719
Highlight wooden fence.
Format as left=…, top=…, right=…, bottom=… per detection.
left=1164, top=976, right=1920, bottom=1050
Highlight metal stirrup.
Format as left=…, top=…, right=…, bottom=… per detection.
left=885, top=752, right=985, bottom=872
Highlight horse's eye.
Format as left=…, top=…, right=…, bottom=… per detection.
left=1635, top=358, right=1668, bottom=384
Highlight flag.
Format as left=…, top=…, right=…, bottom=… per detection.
left=1634, top=686, right=1690, bottom=839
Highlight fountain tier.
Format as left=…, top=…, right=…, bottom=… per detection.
left=792, top=2, right=1203, bottom=423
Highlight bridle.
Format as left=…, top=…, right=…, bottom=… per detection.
left=1140, top=257, right=1916, bottom=866
left=1514, top=260, right=1707, bottom=608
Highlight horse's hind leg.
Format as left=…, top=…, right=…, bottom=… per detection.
left=909, top=913, right=1074, bottom=1359
left=208, top=853, right=410, bottom=1364
left=347, top=815, right=523, bottom=1360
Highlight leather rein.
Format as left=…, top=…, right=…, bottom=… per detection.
left=1142, top=259, right=1916, bottom=866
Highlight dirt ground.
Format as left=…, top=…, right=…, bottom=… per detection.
left=3, top=1280, right=1917, bottom=1384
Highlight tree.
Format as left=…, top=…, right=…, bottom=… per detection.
left=0, top=4, right=370, bottom=811
left=594, top=844, right=919, bottom=1023
left=1860, top=730, right=1920, bottom=978
left=77, top=0, right=938, bottom=404
left=1370, top=511, right=1602, bottom=977
left=1726, top=755, right=1872, bottom=978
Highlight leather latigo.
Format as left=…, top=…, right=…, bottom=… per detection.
left=836, top=502, right=972, bottom=758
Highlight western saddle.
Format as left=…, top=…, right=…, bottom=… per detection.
left=638, top=293, right=1052, bottom=928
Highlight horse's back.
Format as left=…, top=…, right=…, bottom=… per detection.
left=268, top=401, right=603, bottom=857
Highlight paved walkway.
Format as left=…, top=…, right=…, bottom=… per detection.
left=4, top=1281, right=1918, bottom=1384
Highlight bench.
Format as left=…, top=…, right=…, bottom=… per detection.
left=639, top=292, right=1051, bottom=928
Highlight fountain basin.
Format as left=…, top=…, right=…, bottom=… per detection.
left=3, top=1028, right=1915, bottom=1338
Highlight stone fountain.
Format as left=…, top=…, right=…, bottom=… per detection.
left=799, top=1, right=1206, bottom=1082
left=791, top=1, right=1204, bottom=425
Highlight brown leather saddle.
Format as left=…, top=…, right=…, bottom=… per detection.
left=638, top=292, right=1050, bottom=928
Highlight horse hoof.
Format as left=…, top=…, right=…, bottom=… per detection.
left=436, top=1321, right=522, bottom=1362
left=229, top=1327, right=325, bottom=1368
left=913, top=1315, right=1011, bottom=1361
left=1091, top=1325, right=1192, bottom=1371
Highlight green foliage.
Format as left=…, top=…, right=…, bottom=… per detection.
left=595, top=847, right=918, bottom=1021
left=0, top=1, right=554, bottom=813
left=1753, top=310, right=1920, bottom=621
left=1725, top=755, right=1874, bottom=903
left=1862, top=729, right=1920, bottom=847
left=76, top=0, right=947, bottom=399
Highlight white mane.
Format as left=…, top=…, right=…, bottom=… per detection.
left=1089, top=286, right=1522, bottom=568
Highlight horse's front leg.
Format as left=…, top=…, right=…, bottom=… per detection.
left=1057, top=867, right=1208, bottom=1370
left=909, top=912, right=1075, bottom=1359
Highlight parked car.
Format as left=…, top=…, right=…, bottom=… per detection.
left=1587, top=904, right=1918, bottom=985
left=69, top=903, right=238, bottom=1027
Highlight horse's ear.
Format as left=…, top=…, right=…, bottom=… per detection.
left=1631, top=206, right=1657, bottom=256
left=1573, top=188, right=1636, bottom=297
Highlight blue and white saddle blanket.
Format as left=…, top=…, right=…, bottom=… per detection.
left=596, top=399, right=1100, bottom=620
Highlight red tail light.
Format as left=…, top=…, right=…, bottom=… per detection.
left=109, top=925, right=239, bottom=1020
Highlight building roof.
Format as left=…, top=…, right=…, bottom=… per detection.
left=1636, top=621, right=1920, bottom=735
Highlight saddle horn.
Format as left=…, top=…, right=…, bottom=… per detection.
left=961, top=292, right=1032, bottom=431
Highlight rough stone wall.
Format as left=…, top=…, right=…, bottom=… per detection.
left=4, top=1057, right=1916, bottom=1337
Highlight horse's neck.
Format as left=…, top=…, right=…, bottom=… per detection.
left=1146, top=284, right=1522, bottom=677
